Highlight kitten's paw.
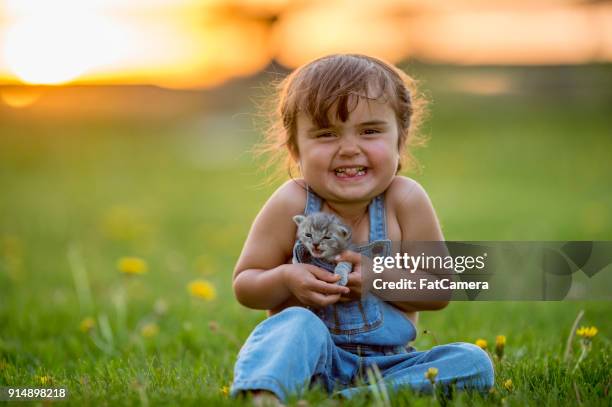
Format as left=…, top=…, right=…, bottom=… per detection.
left=334, top=262, right=352, bottom=286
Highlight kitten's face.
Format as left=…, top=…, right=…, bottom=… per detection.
left=293, top=213, right=351, bottom=261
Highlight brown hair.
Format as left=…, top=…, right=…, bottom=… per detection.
left=255, top=54, right=428, bottom=182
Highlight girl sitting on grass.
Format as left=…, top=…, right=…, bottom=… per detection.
left=230, top=54, right=494, bottom=405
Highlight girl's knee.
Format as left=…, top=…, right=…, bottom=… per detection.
left=274, top=306, right=328, bottom=333
left=245, top=306, right=331, bottom=353
left=455, top=343, right=495, bottom=389
left=431, top=342, right=494, bottom=390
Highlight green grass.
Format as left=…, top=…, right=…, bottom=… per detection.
left=1, top=66, right=611, bottom=405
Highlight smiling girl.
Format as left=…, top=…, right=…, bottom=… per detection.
left=230, top=54, right=494, bottom=404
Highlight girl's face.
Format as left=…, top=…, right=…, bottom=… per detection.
left=295, top=97, right=400, bottom=204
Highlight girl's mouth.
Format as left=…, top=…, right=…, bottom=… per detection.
left=334, top=166, right=368, bottom=179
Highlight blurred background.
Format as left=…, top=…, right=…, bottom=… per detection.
left=2, top=0, right=611, bottom=257
left=0, top=0, right=611, bottom=389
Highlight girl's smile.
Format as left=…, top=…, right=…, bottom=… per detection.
left=334, top=166, right=367, bottom=178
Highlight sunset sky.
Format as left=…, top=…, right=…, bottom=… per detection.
left=0, top=0, right=610, bottom=88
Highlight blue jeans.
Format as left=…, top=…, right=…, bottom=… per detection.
left=231, top=307, right=494, bottom=403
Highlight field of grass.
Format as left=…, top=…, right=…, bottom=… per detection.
left=0, top=65, right=611, bottom=405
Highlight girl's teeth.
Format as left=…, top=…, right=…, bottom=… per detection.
left=335, top=167, right=366, bottom=177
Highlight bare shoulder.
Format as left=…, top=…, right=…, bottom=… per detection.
left=250, top=178, right=308, bottom=245
left=386, top=176, right=428, bottom=208
left=266, top=179, right=307, bottom=216
left=258, top=179, right=306, bottom=221
left=233, top=179, right=307, bottom=276
left=386, top=176, right=443, bottom=241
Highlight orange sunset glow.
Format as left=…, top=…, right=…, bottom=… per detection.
left=0, top=0, right=611, bottom=89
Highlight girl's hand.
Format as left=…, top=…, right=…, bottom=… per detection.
left=335, top=250, right=363, bottom=302
left=283, top=263, right=350, bottom=308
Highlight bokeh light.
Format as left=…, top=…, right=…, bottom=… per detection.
left=0, top=0, right=611, bottom=88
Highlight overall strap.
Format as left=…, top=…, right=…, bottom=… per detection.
left=304, top=186, right=323, bottom=214
left=305, top=186, right=388, bottom=241
left=368, top=194, right=388, bottom=241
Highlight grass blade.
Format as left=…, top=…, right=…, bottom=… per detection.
left=68, top=244, right=94, bottom=313
left=564, top=309, right=584, bottom=362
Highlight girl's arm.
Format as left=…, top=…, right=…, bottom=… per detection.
left=233, top=181, right=348, bottom=310
left=232, top=181, right=302, bottom=309
left=392, top=178, right=450, bottom=312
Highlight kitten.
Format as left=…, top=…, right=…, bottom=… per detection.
left=293, top=212, right=353, bottom=286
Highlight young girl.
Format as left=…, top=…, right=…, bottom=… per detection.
left=230, top=54, right=494, bottom=404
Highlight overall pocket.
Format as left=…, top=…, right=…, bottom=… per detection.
left=316, top=293, right=382, bottom=335
left=314, top=239, right=391, bottom=334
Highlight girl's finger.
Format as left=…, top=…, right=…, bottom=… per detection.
left=311, top=280, right=350, bottom=295
left=346, top=272, right=362, bottom=287
left=310, top=292, right=340, bottom=307
left=334, top=250, right=362, bottom=265
left=307, top=265, right=342, bottom=283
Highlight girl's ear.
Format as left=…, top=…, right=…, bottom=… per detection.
left=293, top=215, right=305, bottom=226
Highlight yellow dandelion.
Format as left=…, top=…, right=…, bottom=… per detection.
left=79, top=317, right=96, bottom=333
left=573, top=326, right=598, bottom=373
left=496, top=335, right=506, bottom=360
left=141, top=322, right=159, bottom=338
left=475, top=339, right=488, bottom=350
left=576, top=326, right=598, bottom=339
left=503, top=379, right=513, bottom=392
left=187, top=279, right=217, bottom=301
left=37, top=375, right=53, bottom=386
left=425, top=367, right=438, bottom=384
left=117, top=257, right=148, bottom=275
left=220, top=385, right=230, bottom=396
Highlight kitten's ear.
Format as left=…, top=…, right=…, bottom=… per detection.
left=337, top=225, right=351, bottom=239
left=293, top=215, right=306, bottom=226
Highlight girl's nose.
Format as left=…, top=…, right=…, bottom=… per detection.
left=338, top=137, right=360, bottom=157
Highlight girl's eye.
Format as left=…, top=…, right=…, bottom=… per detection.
left=305, top=233, right=312, bottom=238
left=363, top=129, right=380, bottom=135
left=316, top=132, right=335, bottom=138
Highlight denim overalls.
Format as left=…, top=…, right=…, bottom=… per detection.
left=231, top=188, right=494, bottom=402
left=291, top=187, right=417, bottom=355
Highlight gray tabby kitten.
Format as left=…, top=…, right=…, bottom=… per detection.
left=293, top=212, right=353, bottom=286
